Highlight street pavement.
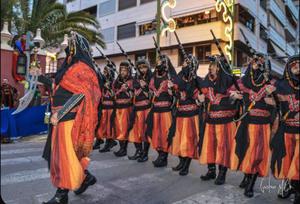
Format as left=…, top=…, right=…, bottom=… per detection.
left=1, top=135, right=294, bottom=204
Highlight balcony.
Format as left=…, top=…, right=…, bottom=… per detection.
left=286, top=43, right=296, bottom=56
left=269, top=26, right=286, bottom=49
left=270, top=0, right=286, bottom=25
left=285, top=20, right=297, bottom=42
left=285, top=0, right=299, bottom=20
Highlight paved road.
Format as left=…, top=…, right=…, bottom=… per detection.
left=1, top=135, right=293, bottom=204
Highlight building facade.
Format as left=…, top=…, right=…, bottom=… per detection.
left=64, top=0, right=299, bottom=77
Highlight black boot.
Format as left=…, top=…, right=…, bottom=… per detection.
left=239, top=174, right=251, bottom=188
left=93, top=139, right=103, bottom=150
left=200, top=164, right=216, bottom=180
left=179, top=158, right=192, bottom=176
left=99, top=139, right=111, bottom=153
left=114, top=141, right=128, bottom=157
left=109, top=139, right=117, bottom=149
left=214, top=165, right=227, bottom=185
left=43, top=188, right=69, bottom=204
left=74, top=170, right=97, bottom=195
left=152, top=151, right=162, bottom=166
left=292, top=180, right=300, bottom=204
left=278, top=180, right=295, bottom=199
left=137, top=142, right=150, bottom=162
left=172, top=156, right=185, bottom=171
left=128, top=143, right=143, bottom=160
left=153, top=152, right=168, bottom=167
left=244, top=173, right=258, bottom=198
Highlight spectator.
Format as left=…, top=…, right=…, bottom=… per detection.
left=1, top=79, right=18, bottom=108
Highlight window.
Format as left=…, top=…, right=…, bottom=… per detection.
left=117, top=22, right=136, bottom=40
left=238, top=5, right=255, bottom=32
left=196, top=45, right=211, bottom=64
left=140, top=0, right=155, bottom=4
left=135, top=52, right=146, bottom=62
left=99, top=0, right=116, bottom=17
left=260, top=24, right=268, bottom=42
left=139, top=21, right=156, bottom=36
left=148, top=51, right=156, bottom=68
left=102, top=27, right=115, bottom=43
left=83, top=5, right=97, bottom=17
left=118, top=0, right=136, bottom=11
left=260, top=0, right=267, bottom=10
left=178, top=47, right=193, bottom=66
left=175, top=9, right=220, bottom=29
left=269, top=13, right=285, bottom=38
left=236, top=49, right=249, bottom=67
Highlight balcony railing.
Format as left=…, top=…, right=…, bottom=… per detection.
left=286, top=43, right=296, bottom=56
left=285, top=0, right=299, bottom=20
left=270, top=0, right=286, bottom=25
left=269, top=26, right=286, bottom=49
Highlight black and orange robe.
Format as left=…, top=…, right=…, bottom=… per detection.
left=147, top=74, right=173, bottom=152
left=271, top=79, right=299, bottom=181
left=49, top=61, right=101, bottom=190
left=230, top=79, right=276, bottom=177
left=113, top=79, right=133, bottom=141
left=169, top=76, right=202, bottom=159
left=97, top=88, right=115, bottom=140
left=199, top=84, right=237, bottom=168
left=128, top=78, right=151, bottom=143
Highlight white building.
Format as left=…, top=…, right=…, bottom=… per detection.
left=64, top=0, right=299, bottom=77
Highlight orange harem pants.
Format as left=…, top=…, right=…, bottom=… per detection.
left=50, top=120, right=89, bottom=190
left=97, top=108, right=115, bottom=140
left=151, top=111, right=172, bottom=152
left=231, top=124, right=271, bottom=177
left=199, top=122, right=236, bottom=167
left=273, top=133, right=299, bottom=180
left=170, top=115, right=199, bottom=159
left=128, top=108, right=150, bottom=143
left=115, top=107, right=132, bottom=141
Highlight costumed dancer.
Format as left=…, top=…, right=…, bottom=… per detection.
left=146, top=54, right=177, bottom=167
left=38, top=32, right=102, bottom=204
left=96, top=63, right=118, bottom=152
left=230, top=54, right=277, bottom=197
left=198, top=56, right=238, bottom=184
left=113, top=61, right=133, bottom=157
left=128, top=59, right=152, bottom=162
left=271, top=54, right=299, bottom=203
left=168, top=54, right=202, bottom=176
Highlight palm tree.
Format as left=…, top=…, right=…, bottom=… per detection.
left=1, top=0, right=105, bottom=48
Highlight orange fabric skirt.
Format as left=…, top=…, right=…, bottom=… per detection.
left=170, top=116, right=199, bottom=159
left=151, top=111, right=172, bottom=152
left=128, top=108, right=150, bottom=143
left=274, top=133, right=299, bottom=180
left=97, top=109, right=115, bottom=139
left=230, top=124, right=271, bottom=177
left=50, top=120, right=89, bottom=190
left=199, top=122, right=236, bottom=167
left=115, top=107, right=132, bottom=141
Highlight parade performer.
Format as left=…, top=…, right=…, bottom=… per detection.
left=230, top=54, right=277, bottom=198
left=95, top=63, right=117, bottom=152
left=113, top=61, right=133, bottom=157
left=198, top=56, right=238, bottom=184
left=128, top=59, right=152, bottom=162
left=38, top=32, right=102, bottom=204
left=146, top=54, right=177, bottom=167
left=168, top=54, right=202, bottom=176
left=271, top=54, right=299, bottom=204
